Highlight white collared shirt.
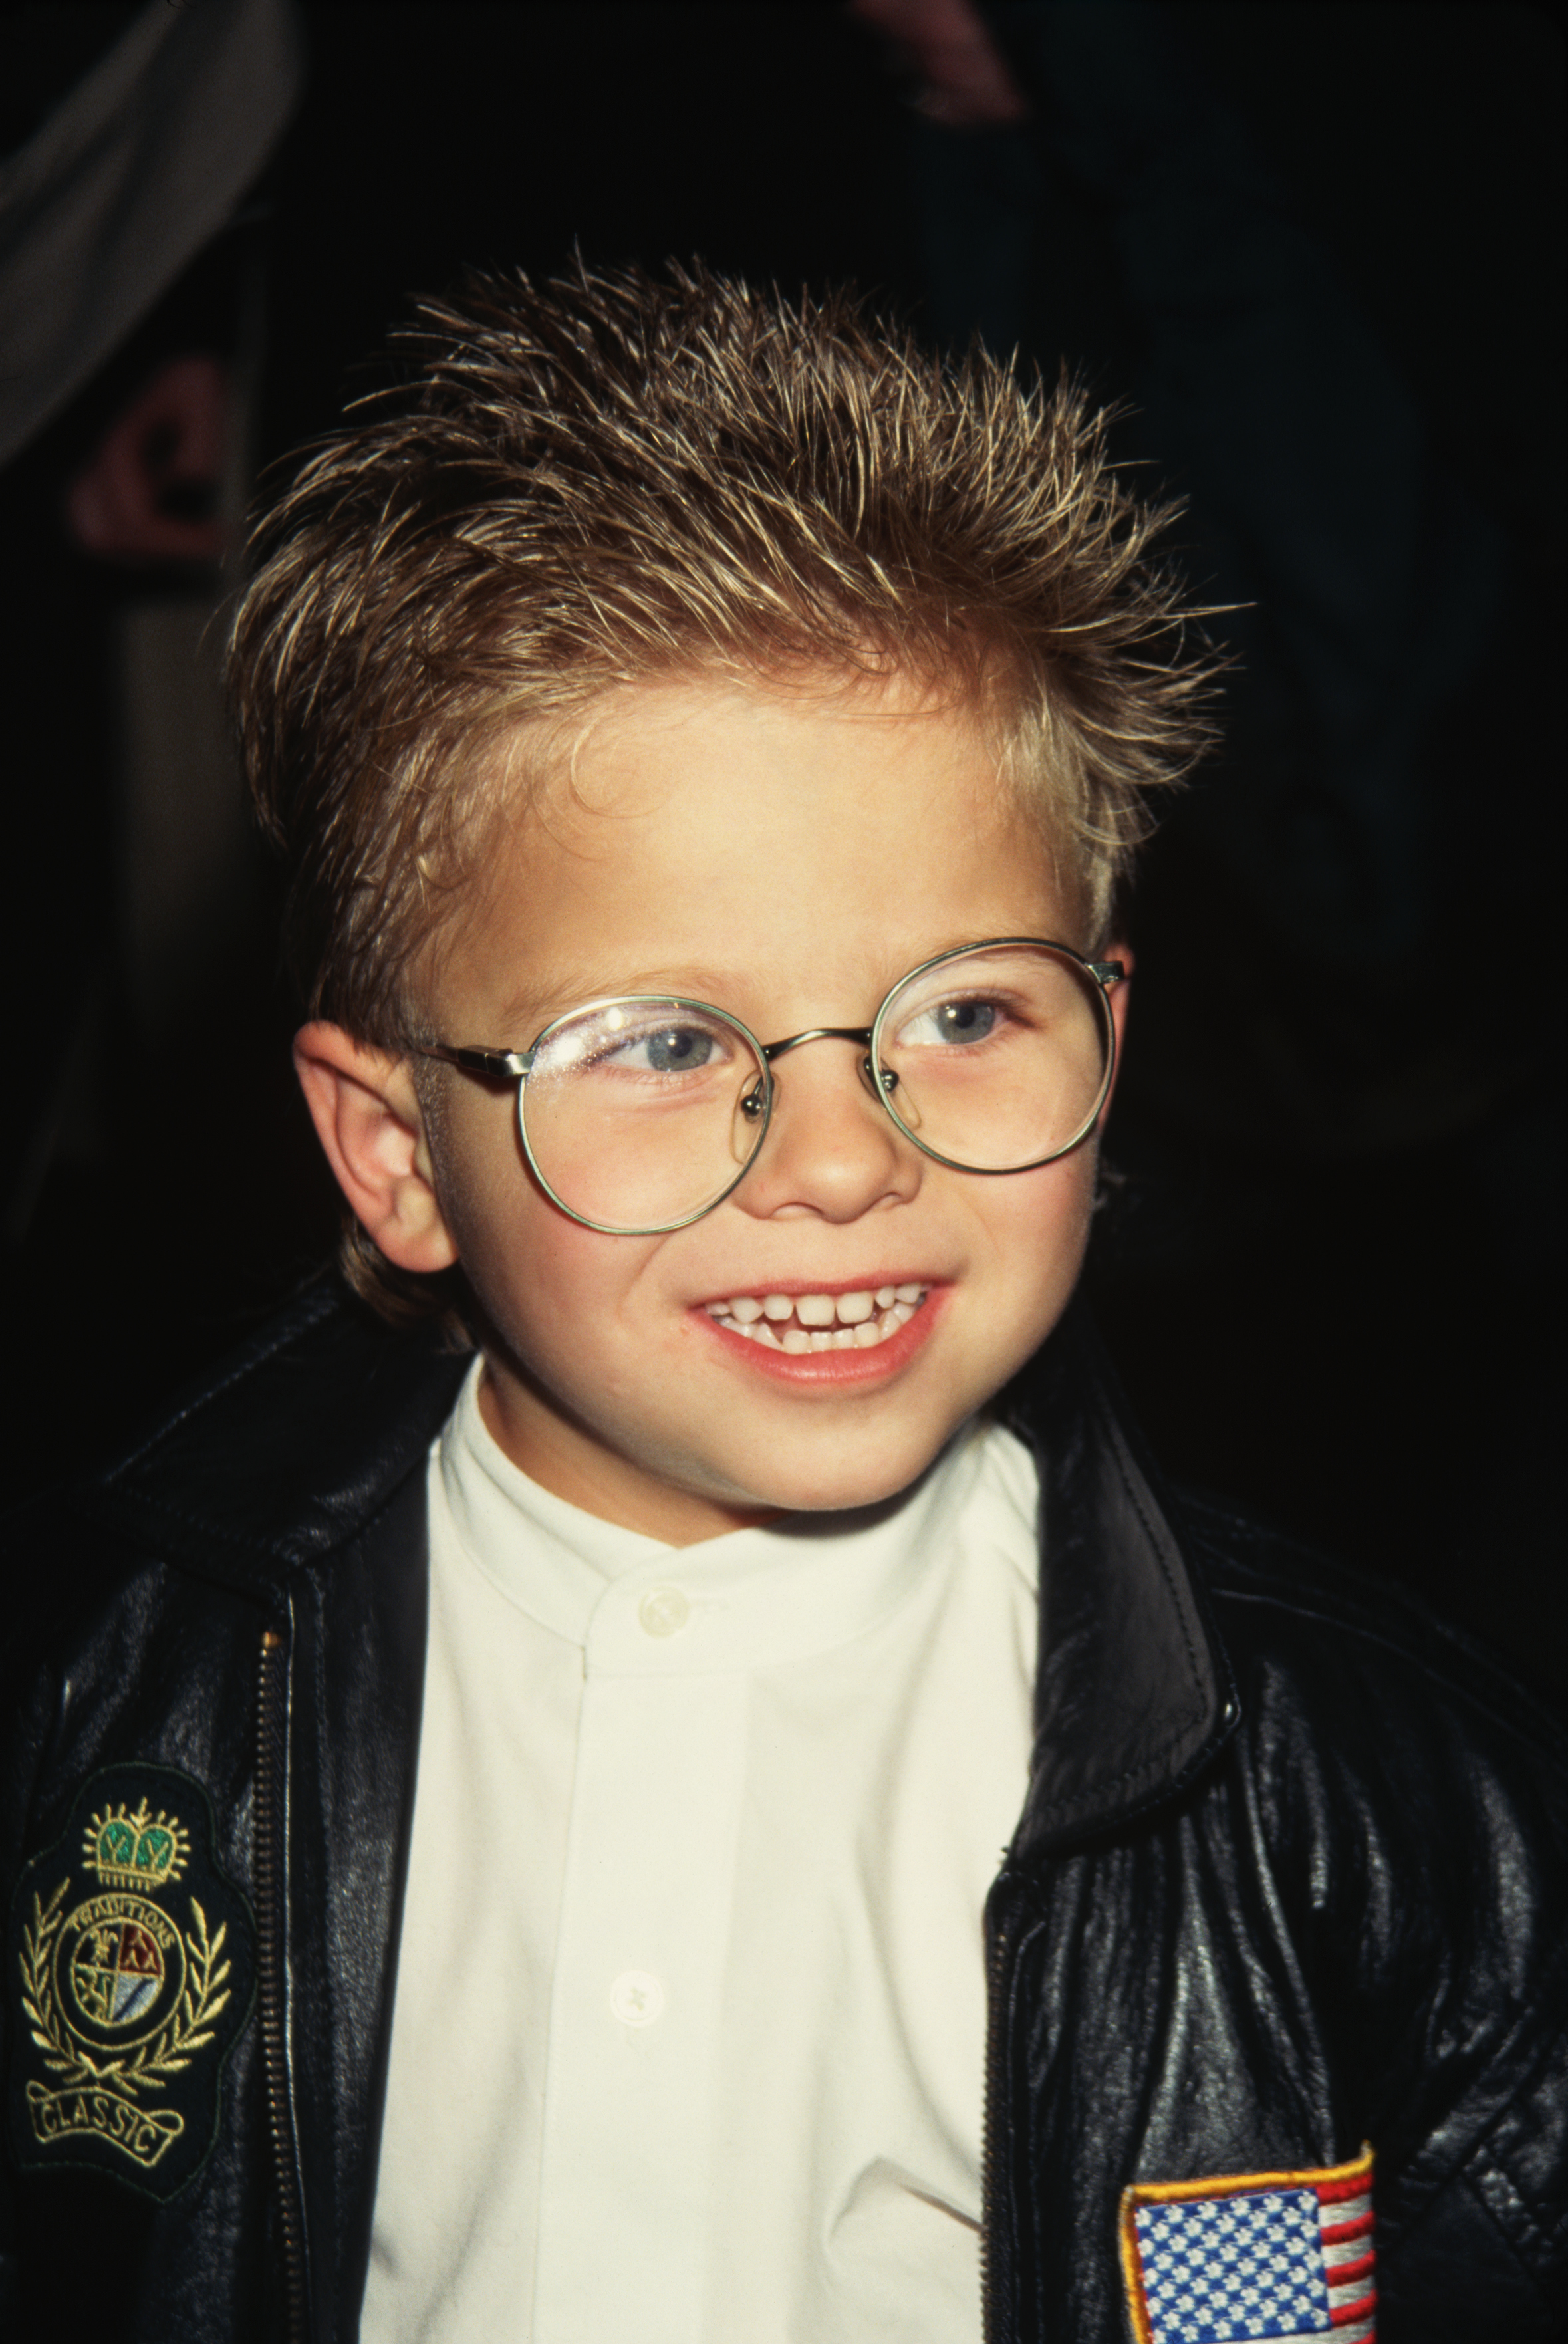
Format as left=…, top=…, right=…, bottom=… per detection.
left=361, top=1361, right=1041, bottom=2342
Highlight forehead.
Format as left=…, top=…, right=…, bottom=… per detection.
left=436, top=668, right=1077, bottom=1027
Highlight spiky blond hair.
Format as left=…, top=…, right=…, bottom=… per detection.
left=227, top=259, right=1216, bottom=1320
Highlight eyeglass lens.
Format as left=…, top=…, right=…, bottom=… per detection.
left=517, top=946, right=1112, bottom=1234
left=520, top=999, right=769, bottom=1233
left=873, top=943, right=1112, bottom=1173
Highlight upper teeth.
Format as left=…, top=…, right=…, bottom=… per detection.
left=706, top=1285, right=926, bottom=1353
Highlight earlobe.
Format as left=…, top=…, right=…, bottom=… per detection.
left=293, top=1022, right=459, bottom=1273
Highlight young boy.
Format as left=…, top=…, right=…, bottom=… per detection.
left=3, top=265, right=1563, bottom=2344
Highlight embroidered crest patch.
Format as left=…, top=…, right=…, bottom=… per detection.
left=8, top=1764, right=255, bottom=2200
left=1119, top=2146, right=1375, bottom=2344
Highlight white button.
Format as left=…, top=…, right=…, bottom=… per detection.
left=610, top=1970, right=666, bottom=2027
left=638, top=1585, right=690, bottom=1637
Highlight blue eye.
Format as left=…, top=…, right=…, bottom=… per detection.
left=898, top=998, right=1001, bottom=1047
left=935, top=1001, right=997, bottom=1043
left=534, top=1002, right=742, bottom=1089
left=636, top=1027, right=716, bottom=1073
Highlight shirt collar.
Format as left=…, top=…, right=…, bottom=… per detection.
left=84, top=1277, right=1238, bottom=1843
left=438, top=1358, right=997, bottom=1674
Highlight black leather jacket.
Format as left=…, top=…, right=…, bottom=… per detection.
left=3, top=1281, right=1565, bottom=2342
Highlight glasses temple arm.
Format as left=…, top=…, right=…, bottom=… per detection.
left=418, top=1043, right=533, bottom=1079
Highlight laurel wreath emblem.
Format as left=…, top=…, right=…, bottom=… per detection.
left=20, top=1879, right=233, bottom=2099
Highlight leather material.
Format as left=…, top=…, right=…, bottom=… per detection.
left=984, top=1494, right=1568, bottom=2341
left=1003, top=1314, right=1239, bottom=1849
left=282, top=1478, right=431, bottom=2343
left=3, top=1281, right=1564, bottom=2341
left=1, top=1286, right=465, bottom=2343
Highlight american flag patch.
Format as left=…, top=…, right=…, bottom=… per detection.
left=1119, top=2145, right=1375, bottom=2344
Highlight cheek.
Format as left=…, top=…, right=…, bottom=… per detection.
left=477, top=1206, right=616, bottom=1341
left=429, top=1109, right=583, bottom=1329
left=452, top=1172, right=668, bottom=1395
left=980, top=1150, right=1098, bottom=1317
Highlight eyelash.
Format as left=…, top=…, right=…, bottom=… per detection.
left=593, top=1027, right=731, bottom=1075
left=893, top=993, right=1023, bottom=1045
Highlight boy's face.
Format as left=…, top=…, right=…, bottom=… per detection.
left=371, top=670, right=1125, bottom=1541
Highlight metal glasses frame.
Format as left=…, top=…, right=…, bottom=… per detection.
left=418, top=936, right=1125, bottom=1236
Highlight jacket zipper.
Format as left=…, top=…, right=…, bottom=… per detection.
left=256, top=1625, right=309, bottom=2343
left=979, top=1911, right=1011, bottom=2344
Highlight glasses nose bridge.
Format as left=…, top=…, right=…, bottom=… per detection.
left=760, top=1024, right=875, bottom=1067
left=744, top=1021, right=896, bottom=1152
left=737, top=1023, right=914, bottom=1218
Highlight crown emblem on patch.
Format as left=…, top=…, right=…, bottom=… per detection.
left=82, top=1801, right=191, bottom=1891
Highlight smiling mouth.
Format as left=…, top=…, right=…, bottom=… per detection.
left=702, top=1284, right=928, bottom=1354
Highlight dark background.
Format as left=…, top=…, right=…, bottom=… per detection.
left=3, top=1, right=1563, bottom=1694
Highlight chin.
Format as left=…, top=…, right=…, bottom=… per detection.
left=725, top=1437, right=955, bottom=1519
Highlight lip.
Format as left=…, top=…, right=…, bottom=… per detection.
left=692, top=1283, right=946, bottom=1384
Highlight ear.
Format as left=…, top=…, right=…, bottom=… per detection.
left=293, top=1022, right=459, bottom=1274
left=1103, top=942, right=1134, bottom=1112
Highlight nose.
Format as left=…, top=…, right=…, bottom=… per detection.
left=735, top=1035, right=920, bottom=1223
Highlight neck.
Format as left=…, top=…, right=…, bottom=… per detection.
left=475, top=1361, right=782, bottom=1545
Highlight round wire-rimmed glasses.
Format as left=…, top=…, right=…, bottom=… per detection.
left=418, top=937, right=1124, bottom=1236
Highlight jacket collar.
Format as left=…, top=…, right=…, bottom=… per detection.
left=1001, top=1299, right=1239, bottom=1859
left=78, top=1279, right=1239, bottom=1849
left=76, top=1278, right=472, bottom=1587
